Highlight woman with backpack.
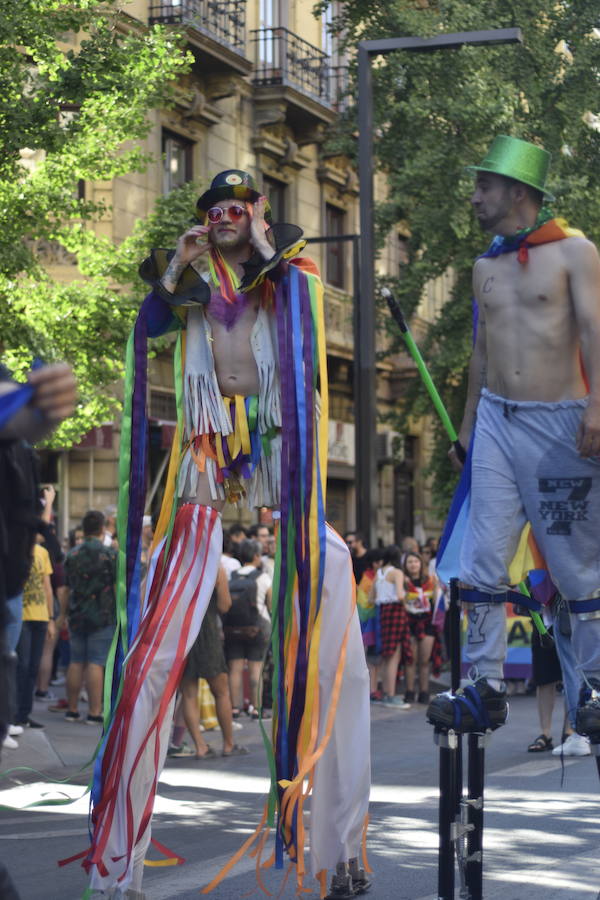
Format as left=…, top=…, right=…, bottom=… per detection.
left=222, top=538, right=271, bottom=718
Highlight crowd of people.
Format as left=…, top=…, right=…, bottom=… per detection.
left=344, top=532, right=444, bottom=710
left=5, top=506, right=279, bottom=762
left=7, top=503, right=587, bottom=765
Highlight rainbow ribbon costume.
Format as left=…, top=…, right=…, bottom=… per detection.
left=80, top=234, right=370, bottom=898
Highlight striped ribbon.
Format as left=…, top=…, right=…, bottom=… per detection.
left=268, top=263, right=328, bottom=879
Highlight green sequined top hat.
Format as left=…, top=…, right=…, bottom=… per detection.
left=196, top=169, right=272, bottom=222
left=466, top=135, right=555, bottom=202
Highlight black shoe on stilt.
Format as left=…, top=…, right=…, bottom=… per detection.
left=426, top=677, right=508, bottom=733
left=575, top=678, right=600, bottom=743
left=349, top=857, right=371, bottom=894
left=325, top=863, right=357, bottom=899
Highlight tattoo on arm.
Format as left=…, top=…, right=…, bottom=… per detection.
left=161, top=258, right=187, bottom=292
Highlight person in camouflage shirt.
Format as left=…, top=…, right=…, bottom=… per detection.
left=64, top=510, right=116, bottom=724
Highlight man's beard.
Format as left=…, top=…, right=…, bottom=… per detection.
left=211, top=230, right=249, bottom=253
left=476, top=201, right=511, bottom=234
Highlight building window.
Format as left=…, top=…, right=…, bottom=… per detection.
left=150, top=389, right=177, bottom=422
left=162, top=130, right=193, bottom=194
left=263, top=175, right=286, bottom=223
left=325, top=203, right=345, bottom=289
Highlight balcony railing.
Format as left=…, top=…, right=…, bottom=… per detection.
left=327, top=65, right=350, bottom=113
left=149, top=0, right=246, bottom=53
left=252, top=27, right=334, bottom=104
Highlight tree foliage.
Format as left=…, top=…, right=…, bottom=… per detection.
left=317, top=0, right=600, bottom=512
left=0, top=0, right=194, bottom=446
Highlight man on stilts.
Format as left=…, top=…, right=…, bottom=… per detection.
left=428, top=135, right=600, bottom=743
left=84, top=171, right=371, bottom=900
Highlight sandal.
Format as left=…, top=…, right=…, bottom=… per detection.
left=527, top=734, right=553, bottom=752
left=195, top=746, right=217, bottom=760
left=222, top=743, right=249, bottom=757
left=169, top=745, right=217, bottom=759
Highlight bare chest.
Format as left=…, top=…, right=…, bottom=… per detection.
left=476, top=245, right=570, bottom=319
left=205, top=291, right=260, bottom=342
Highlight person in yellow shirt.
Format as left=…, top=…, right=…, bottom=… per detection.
left=15, top=535, right=54, bottom=728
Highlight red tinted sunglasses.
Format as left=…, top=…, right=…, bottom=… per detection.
left=207, top=204, right=247, bottom=224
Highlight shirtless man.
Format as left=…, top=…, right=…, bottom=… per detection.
left=87, top=171, right=370, bottom=900
left=162, top=193, right=273, bottom=512
left=427, top=136, right=600, bottom=738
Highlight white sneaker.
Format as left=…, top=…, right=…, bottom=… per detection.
left=8, top=724, right=23, bottom=736
left=382, top=694, right=411, bottom=709
left=552, top=733, right=591, bottom=756
left=3, top=735, right=18, bottom=749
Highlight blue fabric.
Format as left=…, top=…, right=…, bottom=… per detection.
left=0, top=383, right=33, bottom=431
left=452, top=684, right=492, bottom=731
left=460, top=587, right=541, bottom=612
left=568, top=596, right=600, bottom=614
left=435, top=431, right=475, bottom=585
left=4, top=594, right=23, bottom=653
left=144, top=289, right=177, bottom=338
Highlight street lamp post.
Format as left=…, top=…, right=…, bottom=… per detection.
left=357, top=28, right=522, bottom=548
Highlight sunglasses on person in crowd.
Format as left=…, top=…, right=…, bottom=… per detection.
left=207, top=204, right=248, bottom=224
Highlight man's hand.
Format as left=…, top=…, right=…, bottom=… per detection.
left=576, top=402, right=600, bottom=457
left=162, top=225, right=211, bottom=293
left=249, top=196, right=274, bottom=261
left=448, top=444, right=464, bottom=473
left=174, top=225, right=211, bottom=267
left=42, top=484, right=56, bottom=509
left=28, top=363, right=76, bottom=425
left=46, top=619, right=57, bottom=641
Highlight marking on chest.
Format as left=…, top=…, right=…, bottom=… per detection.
left=482, top=277, right=494, bottom=294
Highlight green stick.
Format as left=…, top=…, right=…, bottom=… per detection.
left=383, top=288, right=550, bottom=641
left=382, top=288, right=464, bottom=460
left=518, top=582, right=551, bottom=643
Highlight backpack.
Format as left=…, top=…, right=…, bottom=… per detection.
left=66, top=540, right=116, bottom=633
left=0, top=439, right=40, bottom=600
left=223, top=568, right=261, bottom=638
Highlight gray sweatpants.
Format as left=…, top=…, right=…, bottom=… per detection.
left=460, top=389, right=600, bottom=682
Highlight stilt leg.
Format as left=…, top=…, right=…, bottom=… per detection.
left=448, top=578, right=463, bottom=857
left=435, top=579, right=463, bottom=899
left=436, top=729, right=459, bottom=899
left=465, top=731, right=489, bottom=899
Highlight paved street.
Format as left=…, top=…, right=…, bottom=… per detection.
left=1, top=688, right=599, bottom=900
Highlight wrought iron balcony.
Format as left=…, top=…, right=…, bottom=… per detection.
left=252, top=27, right=332, bottom=105
left=149, top=0, right=246, bottom=54
left=327, top=65, right=350, bottom=113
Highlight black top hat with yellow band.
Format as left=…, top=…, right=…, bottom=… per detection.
left=196, top=170, right=273, bottom=224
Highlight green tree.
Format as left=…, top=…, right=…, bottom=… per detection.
left=318, top=0, right=600, bottom=511
left=0, top=0, right=193, bottom=446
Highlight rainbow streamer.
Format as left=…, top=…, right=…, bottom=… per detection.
left=266, top=262, right=328, bottom=881
left=92, top=292, right=181, bottom=812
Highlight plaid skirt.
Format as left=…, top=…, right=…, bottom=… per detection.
left=380, top=602, right=413, bottom=661
left=408, top=612, right=443, bottom=677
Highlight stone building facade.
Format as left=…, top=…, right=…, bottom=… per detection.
left=44, top=0, right=445, bottom=546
